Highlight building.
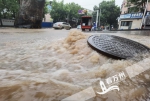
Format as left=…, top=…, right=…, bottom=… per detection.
left=43, top=4, right=53, bottom=22
left=43, top=14, right=53, bottom=22
left=86, top=9, right=93, bottom=15
left=118, top=0, right=150, bottom=29
left=121, top=0, right=150, bottom=14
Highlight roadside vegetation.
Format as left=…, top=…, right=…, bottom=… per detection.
left=0, top=0, right=19, bottom=19
left=92, top=0, right=120, bottom=29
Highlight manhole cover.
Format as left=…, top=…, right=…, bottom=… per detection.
left=87, top=34, right=150, bottom=59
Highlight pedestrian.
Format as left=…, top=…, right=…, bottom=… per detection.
left=93, top=22, right=96, bottom=31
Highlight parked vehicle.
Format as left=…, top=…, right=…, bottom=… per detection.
left=53, top=22, right=64, bottom=29
left=63, top=22, right=72, bottom=30
left=53, top=22, right=71, bottom=30
left=77, top=25, right=81, bottom=29
left=81, top=16, right=92, bottom=31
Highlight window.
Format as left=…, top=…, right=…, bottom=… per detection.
left=63, top=22, right=67, bottom=24
left=121, top=21, right=132, bottom=26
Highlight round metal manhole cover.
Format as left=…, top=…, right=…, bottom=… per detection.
left=87, top=34, right=150, bottom=59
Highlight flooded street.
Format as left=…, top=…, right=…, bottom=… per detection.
left=0, top=28, right=150, bottom=101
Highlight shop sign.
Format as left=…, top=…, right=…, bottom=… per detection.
left=130, top=13, right=143, bottom=18
left=120, top=14, right=131, bottom=19
left=120, top=12, right=145, bottom=19
left=78, top=10, right=87, bottom=14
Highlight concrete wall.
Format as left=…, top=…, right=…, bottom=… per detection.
left=117, top=30, right=150, bottom=36
left=131, top=19, right=142, bottom=29
left=43, top=14, right=53, bottom=22
left=120, top=26, right=129, bottom=29
left=1, top=19, right=15, bottom=27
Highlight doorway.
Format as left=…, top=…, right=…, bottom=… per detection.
left=128, top=21, right=132, bottom=29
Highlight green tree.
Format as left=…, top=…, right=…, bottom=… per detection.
left=66, top=2, right=83, bottom=22
left=50, top=0, right=66, bottom=22
left=44, top=1, right=50, bottom=15
left=0, top=0, right=19, bottom=19
left=50, top=0, right=82, bottom=22
left=92, top=0, right=120, bottom=29
left=127, top=0, right=150, bottom=13
left=43, top=0, right=51, bottom=20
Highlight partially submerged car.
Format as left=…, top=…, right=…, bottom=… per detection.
left=77, top=25, right=81, bottom=29
left=53, top=22, right=71, bottom=30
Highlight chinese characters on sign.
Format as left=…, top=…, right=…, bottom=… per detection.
left=130, top=13, right=143, bottom=18
left=105, top=71, right=126, bottom=85
left=97, top=71, right=126, bottom=95
left=120, top=13, right=144, bottom=19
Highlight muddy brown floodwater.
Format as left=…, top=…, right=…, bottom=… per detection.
left=0, top=30, right=150, bottom=101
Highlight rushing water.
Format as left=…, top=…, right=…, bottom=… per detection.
left=0, top=30, right=150, bottom=101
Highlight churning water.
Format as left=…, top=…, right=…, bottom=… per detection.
left=0, top=30, right=150, bottom=101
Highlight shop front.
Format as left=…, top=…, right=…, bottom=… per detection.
left=118, top=12, right=150, bottom=30
left=119, top=12, right=143, bottom=30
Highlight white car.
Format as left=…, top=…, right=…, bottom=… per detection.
left=53, top=22, right=71, bottom=30
left=77, top=25, right=81, bottom=29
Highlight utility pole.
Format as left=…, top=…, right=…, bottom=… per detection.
left=99, top=5, right=101, bottom=27
left=67, top=14, right=69, bottom=23
left=96, top=10, right=99, bottom=28
left=140, top=0, right=149, bottom=29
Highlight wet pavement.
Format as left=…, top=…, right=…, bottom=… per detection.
left=0, top=28, right=124, bottom=44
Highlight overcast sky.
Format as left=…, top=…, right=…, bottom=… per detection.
left=62, top=0, right=123, bottom=10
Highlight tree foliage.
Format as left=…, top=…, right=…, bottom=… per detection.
left=127, top=0, right=150, bottom=13
left=0, top=0, right=19, bottom=18
left=50, top=0, right=83, bottom=22
left=92, top=0, right=120, bottom=28
left=44, top=1, right=50, bottom=15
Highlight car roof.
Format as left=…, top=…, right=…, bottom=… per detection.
left=56, top=22, right=65, bottom=23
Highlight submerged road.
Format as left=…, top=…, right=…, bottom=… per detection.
left=0, top=27, right=149, bottom=46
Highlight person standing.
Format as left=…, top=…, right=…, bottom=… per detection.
left=93, top=22, right=96, bottom=31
